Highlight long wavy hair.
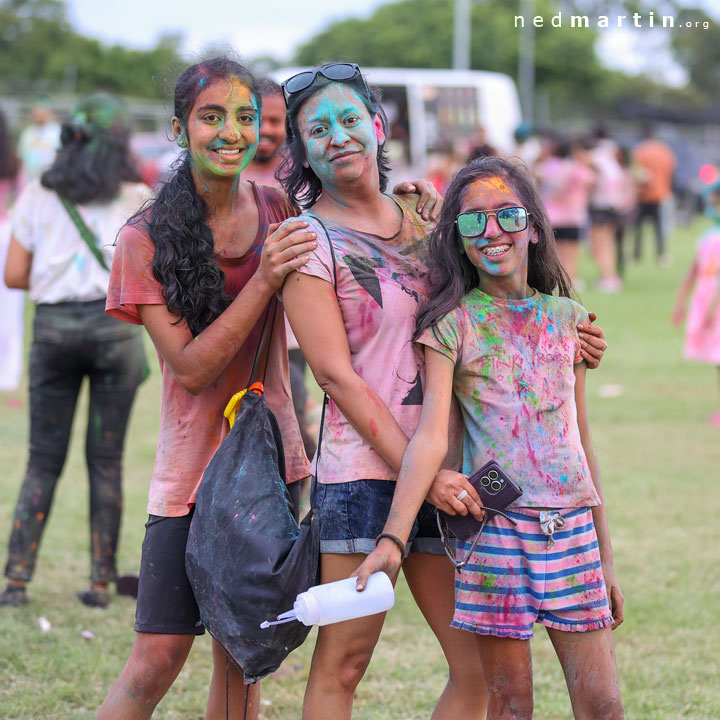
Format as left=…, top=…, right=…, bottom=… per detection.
left=41, top=93, right=140, bottom=203
left=146, top=57, right=261, bottom=337
left=0, top=108, right=19, bottom=180
left=277, top=65, right=391, bottom=209
left=415, top=157, right=572, bottom=339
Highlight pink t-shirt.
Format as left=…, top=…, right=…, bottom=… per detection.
left=296, top=194, right=462, bottom=483
left=106, top=183, right=309, bottom=516
left=535, top=157, right=594, bottom=228
left=419, top=289, right=600, bottom=509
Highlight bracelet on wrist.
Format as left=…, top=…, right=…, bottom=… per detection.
left=375, top=532, right=407, bottom=558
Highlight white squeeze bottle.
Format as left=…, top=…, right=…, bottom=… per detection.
left=260, top=571, right=394, bottom=628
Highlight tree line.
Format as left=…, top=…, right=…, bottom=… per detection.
left=1, top=0, right=718, bottom=117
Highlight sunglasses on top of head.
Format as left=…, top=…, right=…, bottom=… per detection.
left=456, top=207, right=530, bottom=238
left=281, top=63, right=367, bottom=107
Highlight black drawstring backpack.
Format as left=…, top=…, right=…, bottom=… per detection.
left=185, top=296, right=323, bottom=684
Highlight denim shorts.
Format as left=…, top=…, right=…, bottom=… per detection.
left=316, top=479, right=444, bottom=555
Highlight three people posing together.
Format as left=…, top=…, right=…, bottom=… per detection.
left=82, top=57, right=619, bottom=718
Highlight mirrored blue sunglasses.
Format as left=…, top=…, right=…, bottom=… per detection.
left=456, top=207, right=529, bottom=237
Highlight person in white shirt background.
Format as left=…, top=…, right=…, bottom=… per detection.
left=0, top=93, right=152, bottom=609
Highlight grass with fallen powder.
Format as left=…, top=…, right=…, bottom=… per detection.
left=1, top=217, right=718, bottom=719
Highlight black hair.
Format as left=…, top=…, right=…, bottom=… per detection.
left=550, top=134, right=572, bottom=159
left=258, top=77, right=283, bottom=98
left=146, top=57, right=261, bottom=337
left=41, top=93, right=140, bottom=204
left=415, top=156, right=572, bottom=339
left=277, top=66, right=391, bottom=209
left=0, top=108, right=19, bottom=180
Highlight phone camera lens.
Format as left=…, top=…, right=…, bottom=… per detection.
left=488, top=470, right=499, bottom=480
left=490, top=480, right=502, bottom=492
left=480, top=476, right=491, bottom=487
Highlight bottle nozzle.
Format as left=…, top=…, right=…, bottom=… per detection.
left=259, top=608, right=297, bottom=629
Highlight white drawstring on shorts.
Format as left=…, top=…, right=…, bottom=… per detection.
left=539, top=511, right=566, bottom=548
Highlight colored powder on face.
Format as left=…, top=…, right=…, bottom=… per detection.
left=188, top=77, right=259, bottom=178
left=298, top=83, right=376, bottom=187
left=477, top=176, right=511, bottom=194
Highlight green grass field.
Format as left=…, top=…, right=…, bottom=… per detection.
left=1, top=217, right=719, bottom=719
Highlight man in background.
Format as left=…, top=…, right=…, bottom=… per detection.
left=243, top=79, right=286, bottom=188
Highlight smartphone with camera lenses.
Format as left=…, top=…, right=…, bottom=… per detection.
left=439, top=460, right=523, bottom=542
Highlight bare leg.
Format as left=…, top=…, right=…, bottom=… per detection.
left=555, top=241, right=580, bottom=286
left=475, top=634, right=534, bottom=720
left=97, top=632, right=195, bottom=719
left=590, top=224, right=620, bottom=289
left=402, top=553, right=487, bottom=720
left=206, top=639, right=259, bottom=720
left=547, top=627, right=624, bottom=720
left=302, top=553, right=396, bottom=720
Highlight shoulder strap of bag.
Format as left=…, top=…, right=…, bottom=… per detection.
left=248, top=295, right=278, bottom=389
left=305, top=215, right=337, bottom=490
left=58, top=194, right=110, bottom=272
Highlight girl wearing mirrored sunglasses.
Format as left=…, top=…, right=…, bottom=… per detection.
left=356, top=156, right=625, bottom=720
left=279, top=64, right=609, bottom=719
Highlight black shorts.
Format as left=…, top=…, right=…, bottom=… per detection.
left=589, top=207, right=620, bottom=226
left=135, top=482, right=303, bottom=635
left=135, top=513, right=205, bottom=635
left=554, top=226, right=581, bottom=242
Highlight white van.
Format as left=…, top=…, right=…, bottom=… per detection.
left=271, top=66, right=522, bottom=178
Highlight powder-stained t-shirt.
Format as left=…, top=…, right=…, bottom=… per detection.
left=106, top=182, right=309, bottom=517
left=295, top=194, right=463, bottom=483
left=418, top=289, right=600, bottom=509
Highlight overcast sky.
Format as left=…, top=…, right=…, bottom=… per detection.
left=67, top=0, right=389, bottom=61
left=66, top=0, right=718, bottom=84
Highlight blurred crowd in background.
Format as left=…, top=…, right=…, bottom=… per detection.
left=0, top=79, right=708, bottom=431
left=428, top=119, right=678, bottom=293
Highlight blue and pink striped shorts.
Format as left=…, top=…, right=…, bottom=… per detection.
left=451, top=507, right=614, bottom=640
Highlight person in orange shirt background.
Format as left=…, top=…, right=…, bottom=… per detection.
left=633, top=124, right=676, bottom=267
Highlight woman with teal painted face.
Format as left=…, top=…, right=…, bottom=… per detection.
left=278, top=64, right=609, bottom=719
